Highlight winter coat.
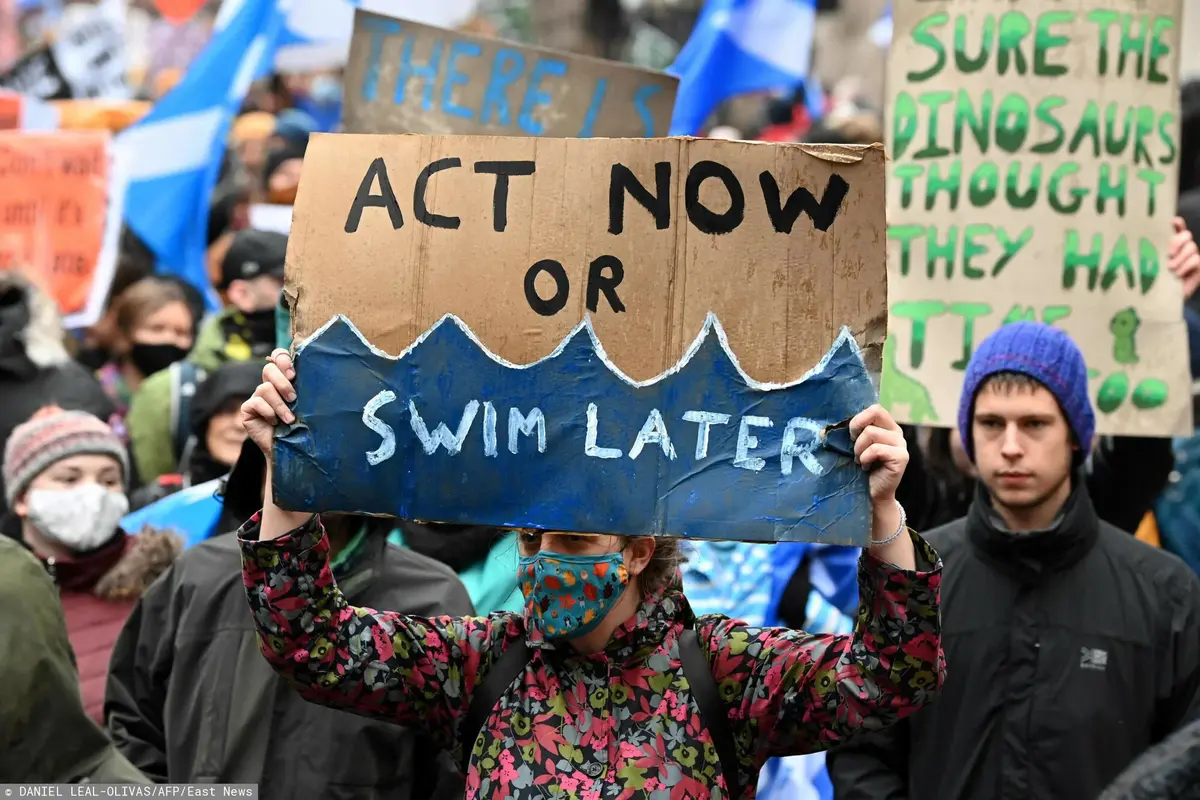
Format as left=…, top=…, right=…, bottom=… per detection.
left=827, top=482, right=1200, bottom=800
left=1098, top=716, right=1200, bottom=800
left=0, top=535, right=148, bottom=784
left=43, top=529, right=181, bottom=723
left=239, top=513, right=946, bottom=799
left=897, top=427, right=1175, bottom=535
left=0, top=272, right=116, bottom=520
left=106, top=524, right=473, bottom=799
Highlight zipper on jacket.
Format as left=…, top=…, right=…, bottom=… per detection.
left=45, top=556, right=57, bottom=586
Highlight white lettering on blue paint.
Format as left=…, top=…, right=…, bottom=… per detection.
left=409, top=399, right=480, bottom=455
left=734, top=416, right=773, bottom=471
left=628, top=408, right=676, bottom=460
left=509, top=407, right=546, bottom=454
left=363, top=390, right=398, bottom=465
left=483, top=401, right=498, bottom=457
left=781, top=417, right=825, bottom=476
left=681, top=410, right=731, bottom=460
left=585, top=402, right=622, bottom=459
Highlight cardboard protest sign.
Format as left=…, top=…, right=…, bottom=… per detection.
left=342, top=10, right=678, bottom=138
left=0, top=131, right=124, bottom=327
left=275, top=133, right=887, bottom=544
left=882, top=0, right=1192, bottom=435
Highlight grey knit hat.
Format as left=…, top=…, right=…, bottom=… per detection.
left=3, top=407, right=129, bottom=506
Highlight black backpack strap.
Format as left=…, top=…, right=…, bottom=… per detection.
left=459, top=638, right=531, bottom=774
left=680, top=628, right=742, bottom=799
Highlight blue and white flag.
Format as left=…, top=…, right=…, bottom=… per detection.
left=116, top=0, right=287, bottom=303
left=667, top=0, right=817, bottom=136
left=273, top=0, right=477, bottom=73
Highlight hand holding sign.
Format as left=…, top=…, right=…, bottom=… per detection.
left=242, top=351, right=297, bottom=455
left=1169, top=216, right=1200, bottom=300
left=850, top=404, right=909, bottom=507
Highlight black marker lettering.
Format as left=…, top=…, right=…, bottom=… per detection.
left=413, top=157, right=462, bottom=229
left=586, top=255, right=626, bottom=313
left=524, top=259, right=569, bottom=316
left=344, top=157, right=404, bottom=233
left=474, top=160, right=536, bottom=232
left=608, top=162, right=671, bottom=234
left=759, top=172, right=850, bottom=233
left=685, top=161, right=744, bottom=235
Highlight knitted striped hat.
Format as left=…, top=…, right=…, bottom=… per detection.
left=3, top=407, right=129, bottom=506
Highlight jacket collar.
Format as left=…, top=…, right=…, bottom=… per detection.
left=524, top=570, right=694, bottom=663
left=967, top=474, right=1099, bottom=583
left=333, top=523, right=389, bottom=601
left=40, top=530, right=128, bottom=592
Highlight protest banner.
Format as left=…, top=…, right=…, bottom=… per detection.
left=341, top=10, right=678, bottom=138
left=0, top=46, right=71, bottom=99
left=0, top=91, right=17, bottom=128
left=275, top=133, right=886, bottom=544
left=52, top=0, right=129, bottom=100
left=0, top=131, right=124, bottom=327
left=0, top=0, right=127, bottom=101
left=882, top=0, right=1192, bottom=435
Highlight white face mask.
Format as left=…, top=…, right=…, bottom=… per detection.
left=26, top=484, right=129, bottom=552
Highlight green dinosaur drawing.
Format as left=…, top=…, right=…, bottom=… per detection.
left=880, top=336, right=939, bottom=423
left=1109, top=307, right=1141, bottom=365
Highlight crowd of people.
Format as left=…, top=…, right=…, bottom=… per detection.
left=3, top=22, right=1200, bottom=800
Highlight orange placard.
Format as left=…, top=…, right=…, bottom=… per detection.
left=0, top=92, right=21, bottom=130
left=153, top=0, right=206, bottom=24
left=0, top=132, right=110, bottom=316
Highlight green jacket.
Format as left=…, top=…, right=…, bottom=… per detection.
left=0, top=537, right=149, bottom=783
left=126, top=309, right=255, bottom=482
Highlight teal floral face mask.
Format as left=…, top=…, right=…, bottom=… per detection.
left=518, top=551, right=629, bottom=638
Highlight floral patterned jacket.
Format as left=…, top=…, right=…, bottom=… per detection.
left=239, top=515, right=945, bottom=800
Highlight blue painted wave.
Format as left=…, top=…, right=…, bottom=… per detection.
left=273, top=314, right=878, bottom=544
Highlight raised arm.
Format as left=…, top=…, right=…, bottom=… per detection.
left=699, top=529, right=943, bottom=760
left=240, top=503, right=518, bottom=757
left=237, top=349, right=520, bottom=759
left=701, top=404, right=944, bottom=761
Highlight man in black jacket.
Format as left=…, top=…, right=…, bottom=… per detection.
left=105, top=444, right=475, bottom=799
left=828, top=321, right=1200, bottom=800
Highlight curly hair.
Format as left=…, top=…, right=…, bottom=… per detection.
left=635, top=536, right=684, bottom=596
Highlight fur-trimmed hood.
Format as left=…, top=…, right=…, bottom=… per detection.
left=95, top=527, right=182, bottom=601
left=0, top=271, right=70, bottom=378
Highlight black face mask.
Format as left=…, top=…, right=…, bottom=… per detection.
left=187, top=449, right=234, bottom=486
left=75, top=345, right=111, bottom=372
left=242, top=308, right=280, bottom=348
left=129, top=342, right=189, bottom=377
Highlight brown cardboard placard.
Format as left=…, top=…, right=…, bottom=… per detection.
left=286, top=133, right=887, bottom=384
left=275, top=133, right=887, bottom=543
left=342, top=10, right=679, bottom=138
left=881, top=0, right=1192, bottom=435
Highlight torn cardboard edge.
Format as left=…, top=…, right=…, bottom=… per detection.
left=295, top=311, right=868, bottom=391
left=286, top=133, right=888, bottom=385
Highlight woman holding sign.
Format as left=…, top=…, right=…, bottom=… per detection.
left=235, top=350, right=943, bottom=799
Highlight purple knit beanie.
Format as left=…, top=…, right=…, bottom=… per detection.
left=957, top=322, right=1095, bottom=463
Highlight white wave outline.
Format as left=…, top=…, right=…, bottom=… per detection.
left=294, top=312, right=865, bottom=392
